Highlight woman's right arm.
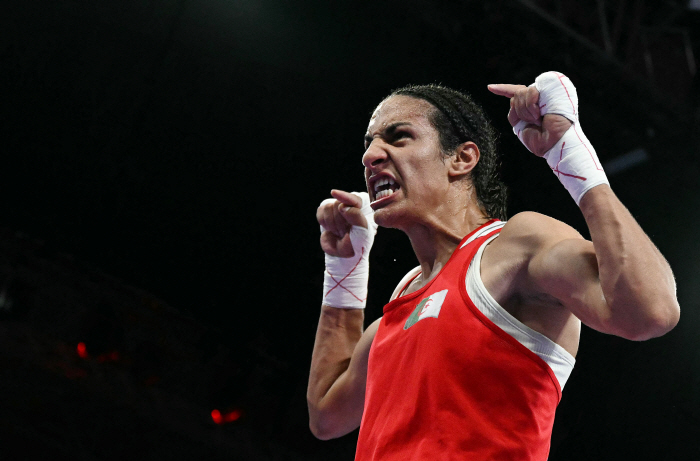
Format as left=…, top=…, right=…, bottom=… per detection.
left=307, top=310, right=380, bottom=440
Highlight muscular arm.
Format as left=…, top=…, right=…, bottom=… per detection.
left=307, top=308, right=379, bottom=439
left=308, top=190, right=380, bottom=440
left=307, top=268, right=415, bottom=439
left=490, top=74, right=679, bottom=341
left=529, top=186, right=679, bottom=340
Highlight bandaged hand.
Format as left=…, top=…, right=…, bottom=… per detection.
left=489, top=71, right=609, bottom=205
left=317, top=190, right=378, bottom=309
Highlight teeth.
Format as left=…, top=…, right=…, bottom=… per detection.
left=376, top=189, right=392, bottom=199
left=372, top=177, right=396, bottom=194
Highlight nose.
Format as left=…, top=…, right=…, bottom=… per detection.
left=362, top=140, right=388, bottom=170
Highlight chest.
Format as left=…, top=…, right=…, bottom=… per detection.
left=371, top=263, right=561, bottom=406
left=376, top=278, right=520, bottom=378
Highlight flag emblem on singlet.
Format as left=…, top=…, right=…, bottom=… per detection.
left=403, top=289, right=448, bottom=330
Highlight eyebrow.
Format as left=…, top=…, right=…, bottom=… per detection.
left=364, top=122, right=413, bottom=145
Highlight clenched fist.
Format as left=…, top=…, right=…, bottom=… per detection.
left=317, top=190, right=371, bottom=258
left=487, top=83, right=572, bottom=157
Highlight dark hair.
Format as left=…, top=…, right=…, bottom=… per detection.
left=390, top=84, right=508, bottom=221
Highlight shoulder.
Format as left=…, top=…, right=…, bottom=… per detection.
left=482, top=212, right=587, bottom=298
left=497, top=212, right=584, bottom=251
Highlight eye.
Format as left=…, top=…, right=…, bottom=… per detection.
left=393, top=131, right=411, bottom=142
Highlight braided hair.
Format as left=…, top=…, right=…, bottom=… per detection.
left=390, top=84, right=508, bottom=221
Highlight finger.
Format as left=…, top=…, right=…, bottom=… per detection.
left=320, top=232, right=354, bottom=258
left=514, top=100, right=534, bottom=126
left=515, top=92, right=541, bottom=126
left=318, top=201, right=345, bottom=238
left=317, top=197, right=338, bottom=228
left=526, top=104, right=541, bottom=125
left=339, top=204, right=368, bottom=229
left=507, top=105, right=520, bottom=128
left=525, top=87, right=541, bottom=123
left=487, top=83, right=527, bottom=98
left=317, top=205, right=335, bottom=235
left=330, top=189, right=369, bottom=229
left=331, top=189, right=363, bottom=208
left=320, top=214, right=342, bottom=238
left=320, top=231, right=338, bottom=254
left=330, top=203, right=350, bottom=237
left=521, top=125, right=547, bottom=157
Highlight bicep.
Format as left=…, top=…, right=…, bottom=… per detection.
left=314, top=318, right=380, bottom=439
left=529, top=237, right=614, bottom=334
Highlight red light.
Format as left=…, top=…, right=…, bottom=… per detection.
left=77, top=342, right=88, bottom=359
left=223, top=409, right=241, bottom=423
left=211, top=409, right=241, bottom=425
left=97, top=350, right=121, bottom=363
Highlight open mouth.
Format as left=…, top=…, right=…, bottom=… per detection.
left=372, top=177, right=401, bottom=201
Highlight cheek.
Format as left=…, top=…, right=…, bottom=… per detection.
left=408, top=156, right=445, bottom=181
left=406, top=164, right=449, bottom=197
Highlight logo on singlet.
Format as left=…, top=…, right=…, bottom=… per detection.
left=403, top=289, right=448, bottom=330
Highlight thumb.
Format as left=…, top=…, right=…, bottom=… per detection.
left=331, top=189, right=368, bottom=229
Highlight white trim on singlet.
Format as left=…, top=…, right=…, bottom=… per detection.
left=466, top=234, right=576, bottom=390
left=460, top=220, right=506, bottom=249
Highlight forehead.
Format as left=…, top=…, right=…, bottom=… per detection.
left=367, top=95, right=435, bottom=133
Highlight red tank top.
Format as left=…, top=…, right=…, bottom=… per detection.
left=355, top=220, right=561, bottom=461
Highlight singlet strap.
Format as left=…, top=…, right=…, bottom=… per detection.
left=397, top=269, right=422, bottom=298
left=460, top=220, right=506, bottom=249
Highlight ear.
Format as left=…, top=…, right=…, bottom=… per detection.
left=447, top=142, right=480, bottom=178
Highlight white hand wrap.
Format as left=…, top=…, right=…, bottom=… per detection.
left=514, top=71, right=609, bottom=205
left=320, top=192, right=378, bottom=309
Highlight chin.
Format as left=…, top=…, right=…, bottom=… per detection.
left=371, top=208, right=391, bottom=227
left=372, top=207, right=405, bottom=230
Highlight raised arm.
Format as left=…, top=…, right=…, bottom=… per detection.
left=489, top=72, right=679, bottom=341
left=307, top=190, right=378, bottom=439
left=577, top=185, right=677, bottom=339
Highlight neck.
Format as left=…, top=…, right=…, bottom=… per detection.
left=402, top=189, right=489, bottom=283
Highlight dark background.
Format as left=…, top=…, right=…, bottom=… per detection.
left=1, top=0, right=699, bottom=459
